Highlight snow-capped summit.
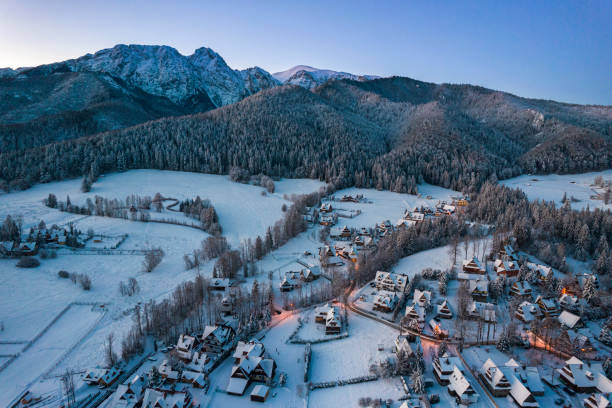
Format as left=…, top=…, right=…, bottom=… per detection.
left=273, top=65, right=380, bottom=89
left=13, top=44, right=278, bottom=108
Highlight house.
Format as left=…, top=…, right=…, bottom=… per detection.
left=462, top=257, right=486, bottom=274
left=536, top=295, right=560, bottom=317
left=433, top=353, right=462, bottom=385
left=559, top=293, right=582, bottom=312
left=175, top=334, right=197, bottom=361
left=405, top=211, right=425, bottom=223
left=319, top=246, right=344, bottom=266
left=559, top=310, right=583, bottom=329
left=13, top=242, right=39, bottom=256
left=250, top=384, right=270, bottom=402
left=374, top=271, right=408, bottom=292
left=227, top=355, right=276, bottom=395
left=524, top=367, right=545, bottom=396
left=99, top=366, right=122, bottom=387
left=467, top=301, right=496, bottom=322
left=141, top=388, right=193, bottom=408
left=315, top=304, right=334, bottom=323
left=280, top=276, right=299, bottom=292
left=495, top=259, right=520, bottom=277
left=413, top=289, right=431, bottom=307
left=515, top=301, right=541, bottom=323
left=429, top=319, right=448, bottom=339
left=468, top=279, right=489, bottom=301
left=394, top=335, right=413, bottom=356
left=83, top=368, right=108, bottom=385
left=584, top=394, right=611, bottom=408
left=373, top=291, right=399, bottom=313
left=527, top=262, right=552, bottom=283
left=325, top=307, right=342, bottom=335
left=500, top=244, right=517, bottom=260
left=300, top=267, right=321, bottom=282
left=510, top=281, right=533, bottom=297
left=437, top=299, right=452, bottom=319
left=185, top=352, right=210, bottom=373
left=557, top=356, right=612, bottom=393
left=479, top=358, right=511, bottom=397
left=201, top=324, right=235, bottom=355
left=320, top=203, right=333, bottom=213
left=181, top=370, right=207, bottom=389
left=339, top=225, right=352, bottom=238
left=210, top=278, right=230, bottom=291
left=448, top=366, right=479, bottom=405
left=110, top=375, right=146, bottom=408
left=158, top=360, right=179, bottom=381
left=319, top=213, right=337, bottom=226
left=232, top=340, right=264, bottom=364
left=340, top=194, right=359, bottom=203
left=396, top=219, right=416, bottom=229
left=558, top=329, right=594, bottom=353
left=501, top=369, right=539, bottom=408
left=404, top=303, right=425, bottom=330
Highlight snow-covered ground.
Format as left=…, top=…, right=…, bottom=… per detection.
left=0, top=304, right=103, bottom=406
left=500, top=170, right=612, bottom=211
left=0, top=169, right=326, bottom=246
left=329, top=184, right=459, bottom=230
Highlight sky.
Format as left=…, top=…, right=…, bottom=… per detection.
left=1, top=0, right=611, bottom=105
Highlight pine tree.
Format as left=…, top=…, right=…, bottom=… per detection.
left=582, top=276, right=597, bottom=305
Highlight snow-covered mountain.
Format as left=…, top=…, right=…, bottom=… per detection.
left=273, top=65, right=380, bottom=89
left=17, top=44, right=278, bottom=107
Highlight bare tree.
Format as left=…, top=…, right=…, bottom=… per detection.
left=143, top=247, right=165, bottom=272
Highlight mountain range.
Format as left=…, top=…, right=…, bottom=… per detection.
left=0, top=44, right=610, bottom=192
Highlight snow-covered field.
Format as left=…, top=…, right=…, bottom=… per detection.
left=0, top=169, right=325, bottom=245
left=329, top=184, right=459, bottom=230
left=500, top=169, right=612, bottom=210
left=0, top=304, right=103, bottom=406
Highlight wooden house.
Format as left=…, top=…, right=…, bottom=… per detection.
left=374, top=271, right=408, bottom=292
left=495, top=259, right=520, bottom=277
left=515, top=301, right=541, bottom=323
left=510, top=281, right=533, bottom=297
left=429, top=319, right=448, bottom=339
left=462, top=257, right=486, bottom=275
left=437, top=299, right=453, bottom=319
left=373, top=291, right=399, bottom=313
left=175, top=334, right=198, bottom=361
left=201, top=324, right=235, bottom=355
left=448, top=366, right=479, bottom=405
left=559, top=310, right=583, bottom=329
left=413, top=289, right=431, bottom=307
left=479, top=359, right=511, bottom=397
left=250, top=384, right=270, bottom=402
left=433, top=353, right=462, bottom=385
left=404, top=303, right=425, bottom=330
left=557, top=357, right=610, bottom=394
left=536, top=296, right=560, bottom=317
left=468, top=279, right=489, bottom=301
left=232, top=340, right=264, bottom=364
left=584, top=394, right=611, bottom=408
left=558, top=329, right=594, bottom=354
left=394, top=335, right=413, bottom=356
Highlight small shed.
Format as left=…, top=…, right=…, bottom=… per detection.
left=250, top=384, right=270, bottom=402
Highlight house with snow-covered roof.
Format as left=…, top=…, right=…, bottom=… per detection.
left=175, top=334, right=198, bottom=361
left=558, top=328, right=594, bottom=353
left=158, top=360, right=179, bottom=382
left=141, top=388, right=193, bottom=408
left=433, top=353, right=463, bottom=385
left=437, top=299, right=452, bottom=319
left=536, top=295, right=560, bottom=317
left=515, top=301, right=541, bottom=323
left=184, top=352, right=210, bottom=373
left=232, top=340, right=264, bottom=363
left=394, top=335, right=413, bottom=356
left=110, top=375, right=146, bottom=408
left=462, top=256, right=486, bottom=275
left=374, top=271, right=408, bottom=292
left=559, top=310, right=583, bottom=329
left=404, top=303, right=426, bottom=329
left=467, top=279, right=489, bottom=301
left=448, top=366, right=479, bottom=405
left=467, top=301, right=496, bottom=322
left=557, top=356, right=612, bottom=393
left=584, top=393, right=611, bottom=408
left=495, top=259, right=520, bottom=277
left=227, top=355, right=276, bottom=396
left=429, top=319, right=449, bottom=339
left=510, top=281, right=532, bottom=297
left=559, top=293, right=584, bottom=312
left=501, top=368, right=539, bottom=408
left=373, top=291, right=399, bottom=313
left=413, top=289, right=431, bottom=307
left=479, top=358, right=511, bottom=397
left=201, top=324, right=235, bottom=355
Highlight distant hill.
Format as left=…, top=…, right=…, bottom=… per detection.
left=273, top=65, right=379, bottom=89
left=1, top=77, right=609, bottom=192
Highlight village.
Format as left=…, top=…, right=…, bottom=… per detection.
left=0, top=170, right=610, bottom=408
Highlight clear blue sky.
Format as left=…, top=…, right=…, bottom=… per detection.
left=1, top=0, right=611, bottom=105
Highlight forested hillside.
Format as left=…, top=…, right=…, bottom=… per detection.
left=0, top=76, right=610, bottom=193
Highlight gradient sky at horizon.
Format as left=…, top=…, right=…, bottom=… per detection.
left=1, top=0, right=611, bottom=105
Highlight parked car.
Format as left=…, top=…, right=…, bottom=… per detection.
left=554, top=397, right=564, bottom=405
left=429, top=394, right=440, bottom=404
